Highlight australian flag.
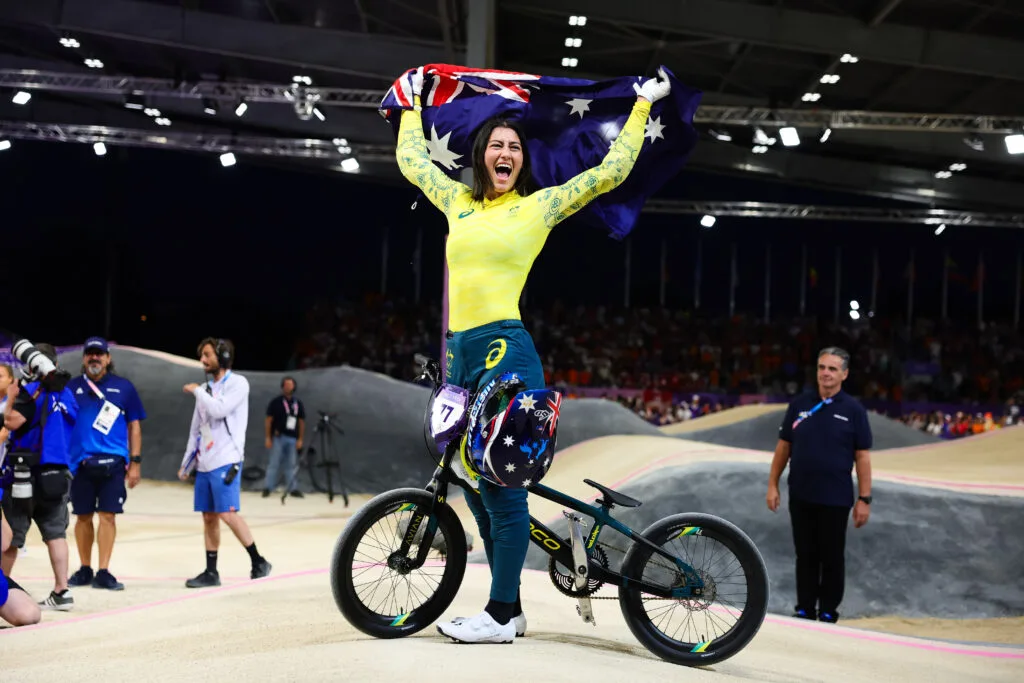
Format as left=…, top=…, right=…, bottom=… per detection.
left=380, top=63, right=703, bottom=239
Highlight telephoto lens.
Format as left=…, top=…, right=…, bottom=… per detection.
left=12, top=338, right=56, bottom=380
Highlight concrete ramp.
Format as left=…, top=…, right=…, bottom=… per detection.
left=519, top=461, right=1024, bottom=620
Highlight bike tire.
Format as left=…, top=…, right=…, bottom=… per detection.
left=618, top=513, right=769, bottom=667
left=330, top=488, right=467, bottom=639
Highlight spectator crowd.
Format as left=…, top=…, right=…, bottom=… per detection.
left=288, top=295, right=1024, bottom=433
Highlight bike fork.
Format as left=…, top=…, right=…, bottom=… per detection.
left=563, top=511, right=595, bottom=626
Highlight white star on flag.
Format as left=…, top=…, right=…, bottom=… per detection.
left=426, top=124, right=463, bottom=170
left=518, top=394, right=537, bottom=412
left=503, top=436, right=515, bottom=447
left=505, top=463, right=516, bottom=473
left=542, top=458, right=550, bottom=468
left=644, top=115, right=666, bottom=143
left=521, top=478, right=532, bottom=488
left=566, top=98, right=592, bottom=118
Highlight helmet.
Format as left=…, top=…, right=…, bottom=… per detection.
left=465, top=371, right=563, bottom=488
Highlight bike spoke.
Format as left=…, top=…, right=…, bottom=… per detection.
left=347, top=505, right=453, bottom=619
left=637, top=528, right=750, bottom=646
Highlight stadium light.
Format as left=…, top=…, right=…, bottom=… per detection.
left=84, top=58, right=104, bottom=69
left=1006, top=134, right=1024, bottom=155
left=313, top=107, right=325, bottom=121
left=849, top=310, right=861, bottom=320
left=819, top=127, right=832, bottom=143
left=934, top=223, right=946, bottom=235
left=203, top=98, right=218, bottom=115
left=93, top=142, right=106, bottom=156
left=700, top=214, right=716, bottom=228
left=59, top=36, right=80, bottom=49
left=840, top=53, right=859, bottom=63
left=850, top=300, right=860, bottom=310
left=340, top=158, right=360, bottom=173
left=234, top=100, right=248, bottom=117
left=0, top=140, right=10, bottom=151
left=219, top=152, right=236, bottom=167
left=779, top=127, right=800, bottom=147
left=12, top=91, right=31, bottom=105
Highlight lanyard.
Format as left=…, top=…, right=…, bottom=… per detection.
left=84, top=375, right=106, bottom=401
left=791, top=397, right=833, bottom=430
left=206, top=371, right=232, bottom=397
left=282, top=397, right=297, bottom=416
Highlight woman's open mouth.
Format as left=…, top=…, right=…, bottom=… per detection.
left=494, top=163, right=512, bottom=182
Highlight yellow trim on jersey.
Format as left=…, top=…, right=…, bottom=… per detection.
left=397, top=98, right=652, bottom=332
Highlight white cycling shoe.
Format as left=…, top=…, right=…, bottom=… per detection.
left=437, top=611, right=517, bottom=644
left=450, top=611, right=527, bottom=637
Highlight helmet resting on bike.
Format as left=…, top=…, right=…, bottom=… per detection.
left=464, top=371, right=563, bottom=488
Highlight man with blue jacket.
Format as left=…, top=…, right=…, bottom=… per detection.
left=66, top=337, right=146, bottom=591
left=1, top=343, right=79, bottom=611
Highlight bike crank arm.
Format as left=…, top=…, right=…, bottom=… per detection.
left=564, top=511, right=595, bottom=626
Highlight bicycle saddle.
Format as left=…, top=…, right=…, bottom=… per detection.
left=584, top=479, right=641, bottom=508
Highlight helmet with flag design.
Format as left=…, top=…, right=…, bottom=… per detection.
left=464, top=372, right=563, bottom=488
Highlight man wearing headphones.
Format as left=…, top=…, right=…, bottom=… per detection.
left=262, top=376, right=305, bottom=498
left=178, top=338, right=271, bottom=588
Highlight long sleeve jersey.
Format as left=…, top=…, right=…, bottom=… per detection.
left=180, top=371, right=249, bottom=473
left=397, top=98, right=651, bottom=333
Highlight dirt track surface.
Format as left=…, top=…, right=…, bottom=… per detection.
left=3, top=455, right=1022, bottom=683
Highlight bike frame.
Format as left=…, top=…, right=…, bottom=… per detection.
left=402, top=361, right=706, bottom=600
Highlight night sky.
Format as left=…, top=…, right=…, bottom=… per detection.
left=7, top=139, right=1023, bottom=369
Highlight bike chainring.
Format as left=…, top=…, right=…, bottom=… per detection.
left=549, top=545, right=609, bottom=597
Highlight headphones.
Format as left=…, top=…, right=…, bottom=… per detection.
left=215, top=339, right=233, bottom=370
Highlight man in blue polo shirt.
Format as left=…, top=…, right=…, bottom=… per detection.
left=66, top=337, right=146, bottom=591
left=766, top=346, right=873, bottom=624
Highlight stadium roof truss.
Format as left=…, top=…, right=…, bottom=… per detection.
left=0, top=0, right=1023, bottom=215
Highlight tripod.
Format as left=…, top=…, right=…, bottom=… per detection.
left=283, top=410, right=348, bottom=506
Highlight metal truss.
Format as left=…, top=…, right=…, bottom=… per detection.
left=2, top=119, right=1021, bottom=227
left=0, top=120, right=395, bottom=161
left=4, top=70, right=1024, bottom=134
left=644, top=200, right=1024, bottom=228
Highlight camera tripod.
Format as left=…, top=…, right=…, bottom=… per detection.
left=283, top=410, right=348, bottom=506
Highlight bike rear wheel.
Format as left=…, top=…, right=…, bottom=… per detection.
left=330, top=488, right=468, bottom=638
left=618, top=513, right=769, bottom=667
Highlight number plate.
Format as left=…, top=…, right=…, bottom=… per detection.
left=430, top=384, right=470, bottom=452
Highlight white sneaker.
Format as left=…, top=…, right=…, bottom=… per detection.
left=451, top=611, right=527, bottom=637
left=437, top=611, right=516, bottom=644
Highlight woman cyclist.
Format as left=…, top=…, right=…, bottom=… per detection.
left=394, top=66, right=672, bottom=644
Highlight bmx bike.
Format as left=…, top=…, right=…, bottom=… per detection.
left=329, top=358, right=769, bottom=667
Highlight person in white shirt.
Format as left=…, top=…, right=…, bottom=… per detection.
left=178, top=338, right=271, bottom=588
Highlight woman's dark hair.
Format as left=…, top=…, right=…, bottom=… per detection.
left=471, top=117, right=534, bottom=202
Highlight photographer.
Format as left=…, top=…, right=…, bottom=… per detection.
left=1, top=342, right=78, bottom=612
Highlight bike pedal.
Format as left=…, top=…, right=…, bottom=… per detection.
left=576, top=598, right=596, bottom=626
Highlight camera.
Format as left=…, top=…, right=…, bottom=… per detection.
left=8, top=451, right=40, bottom=515
left=12, top=337, right=71, bottom=393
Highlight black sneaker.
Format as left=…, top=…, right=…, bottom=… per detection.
left=68, top=566, right=94, bottom=587
left=288, top=490, right=304, bottom=498
left=261, top=489, right=271, bottom=498
left=793, top=608, right=817, bottom=620
left=92, top=569, right=125, bottom=591
left=185, top=569, right=221, bottom=588
left=40, top=589, right=74, bottom=611
left=251, top=559, right=272, bottom=579
left=818, top=611, right=839, bottom=623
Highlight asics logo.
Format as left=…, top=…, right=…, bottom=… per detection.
left=458, top=209, right=475, bottom=219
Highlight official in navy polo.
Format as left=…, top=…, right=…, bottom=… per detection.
left=766, top=346, right=873, bottom=624
left=66, top=337, right=146, bottom=591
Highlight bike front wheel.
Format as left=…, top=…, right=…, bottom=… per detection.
left=330, top=488, right=468, bottom=638
left=618, top=513, right=769, bottom=667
